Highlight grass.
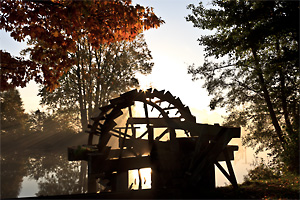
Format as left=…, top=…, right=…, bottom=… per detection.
left=214, top=172, right=300, bottom=199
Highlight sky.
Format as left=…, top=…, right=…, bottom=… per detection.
left=0, top=0, right=226, bottom=124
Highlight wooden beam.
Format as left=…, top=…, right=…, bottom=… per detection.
left=181, top=121, right=240, bottom=139
left=92, top=156, right=152, bottom=173
left=155, top=129, right=169, bottom=141
left=143, top=102, right=154, bottom=145
left=224, top=149, right=238, bottom=188
left=126, top=118, right=240, bottom=140
left=110, top=129, right=131, bottom=139
left=108, top=148, right=149, bottom=159
left=137, top=130, right=148, bottom=139
left=216, top=145, right=238, bottom=161
left=112, top=156, right=151, bottom=171
left=128, top=106, right=136, bottom=138
left=127, top=117, right=181, bottom=127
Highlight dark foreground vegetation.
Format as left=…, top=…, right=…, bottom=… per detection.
left=215, top=174, right=299, bottom=199
left=14, top=174, right=300, bottom=199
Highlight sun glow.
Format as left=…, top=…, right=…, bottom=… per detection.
left=128, top=168, right=152, bottom=190
left=135, top=73, right=153, bottom=92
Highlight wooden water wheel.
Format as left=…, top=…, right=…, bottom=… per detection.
left=86, top=88, right=197, bottom=191
left=68, top=88, right=240, bottom=195
left=87, top=88, right=196, bottom=150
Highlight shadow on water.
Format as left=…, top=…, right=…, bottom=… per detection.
left=0, top=132, right=88, bottom=199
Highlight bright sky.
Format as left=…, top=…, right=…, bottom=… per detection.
left=0, top=0, right=226, bottom=124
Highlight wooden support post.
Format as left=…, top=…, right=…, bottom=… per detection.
left=118, top=128, right=122, bottom=148
left=169, top=128, right=179, bottom=152
left=206, top=163, right=215, bottom=189
left=143, top=102, right=153, bottom=147
left=116, top=171, right=128, bottom=192
left=224, top=149, right=238, bottom=188
left=138, top=169, right=142, bottom=190
left=87, top=174, right=97, bottom=193
left=128, top=106, right=136, bottom=138
left=215, top=162, right=231, bottom=182
left=119, top=123, right=129, bottom=159
left=88, top=158, right=97, bottom=193
left=169, top=128, right=176, bottom=141
left=214, top=149, right=238, bottom=189
left=148, top=126, right=154, bottom=145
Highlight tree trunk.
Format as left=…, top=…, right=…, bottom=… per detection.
left=76, top=45, right=88, bottom=133
left=252, top=49, right=287, bottom=149
left=276, top=40, right=295, bottom=137
left=279, top=68, right=295, bottom=136
left=94, top=48, right=102, bottom=109
left=87, top=43, right=93, bottom=122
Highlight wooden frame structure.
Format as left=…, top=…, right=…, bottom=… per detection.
left=68, top=89, right=240, bottom=196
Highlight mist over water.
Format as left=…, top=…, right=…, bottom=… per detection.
left=0, top=132, right=88, bottom=199
left=1, top=107, right=268, bottom=198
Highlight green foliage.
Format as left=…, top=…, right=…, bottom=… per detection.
left=244, top=158, right=280, bottom=182
left=186, top=0, right=299, bottom=173
left=240, top=160, right=300, bottom=199
left=246, top=165, right=278, bottom=181
left=0, top=88, right=28, bottom=135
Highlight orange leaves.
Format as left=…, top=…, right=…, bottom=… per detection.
left=52, top=30, right=60, bottom=37
left=1, top=0, right=164, bottom=91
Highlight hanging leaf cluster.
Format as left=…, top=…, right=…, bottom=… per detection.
left=0, top=0, right=164, bottom=91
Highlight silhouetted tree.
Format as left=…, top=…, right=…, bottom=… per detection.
left=39, top=34, right=153, bottom=132
left=187, top=1, right=299, bottom=172
left=0, top=88, right=28, bottom=134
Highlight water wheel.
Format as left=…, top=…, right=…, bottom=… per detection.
left=85, top=88, right=200, bottom=190
left=87, top=88, right=196, bottom=147
left=69, top=88, right=240, bottom=194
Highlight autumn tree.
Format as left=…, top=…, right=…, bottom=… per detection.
left=39, top=34, right=153, bottom=131
left=0, top=0, right=163, bottom=91
left=186, top=1, right=299, bottom=172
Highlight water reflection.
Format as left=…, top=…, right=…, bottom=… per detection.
left=1, top=152, right=87, bottom=198
left=26, top=154, right=87, bottom=196
left=1, top=153, right=27, bottom=198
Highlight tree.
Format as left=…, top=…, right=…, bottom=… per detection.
left=39, top=34, right=153, bottom=132
left=186, top=1, right=299, bottom=172
left=0, top=88, right=28, bottom=134
left=27, top=109, right=79, bottom=134
left=0, top=0, right=163, bottom=91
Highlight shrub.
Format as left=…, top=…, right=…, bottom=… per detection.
left=244, top=158, right=280, bottom=181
